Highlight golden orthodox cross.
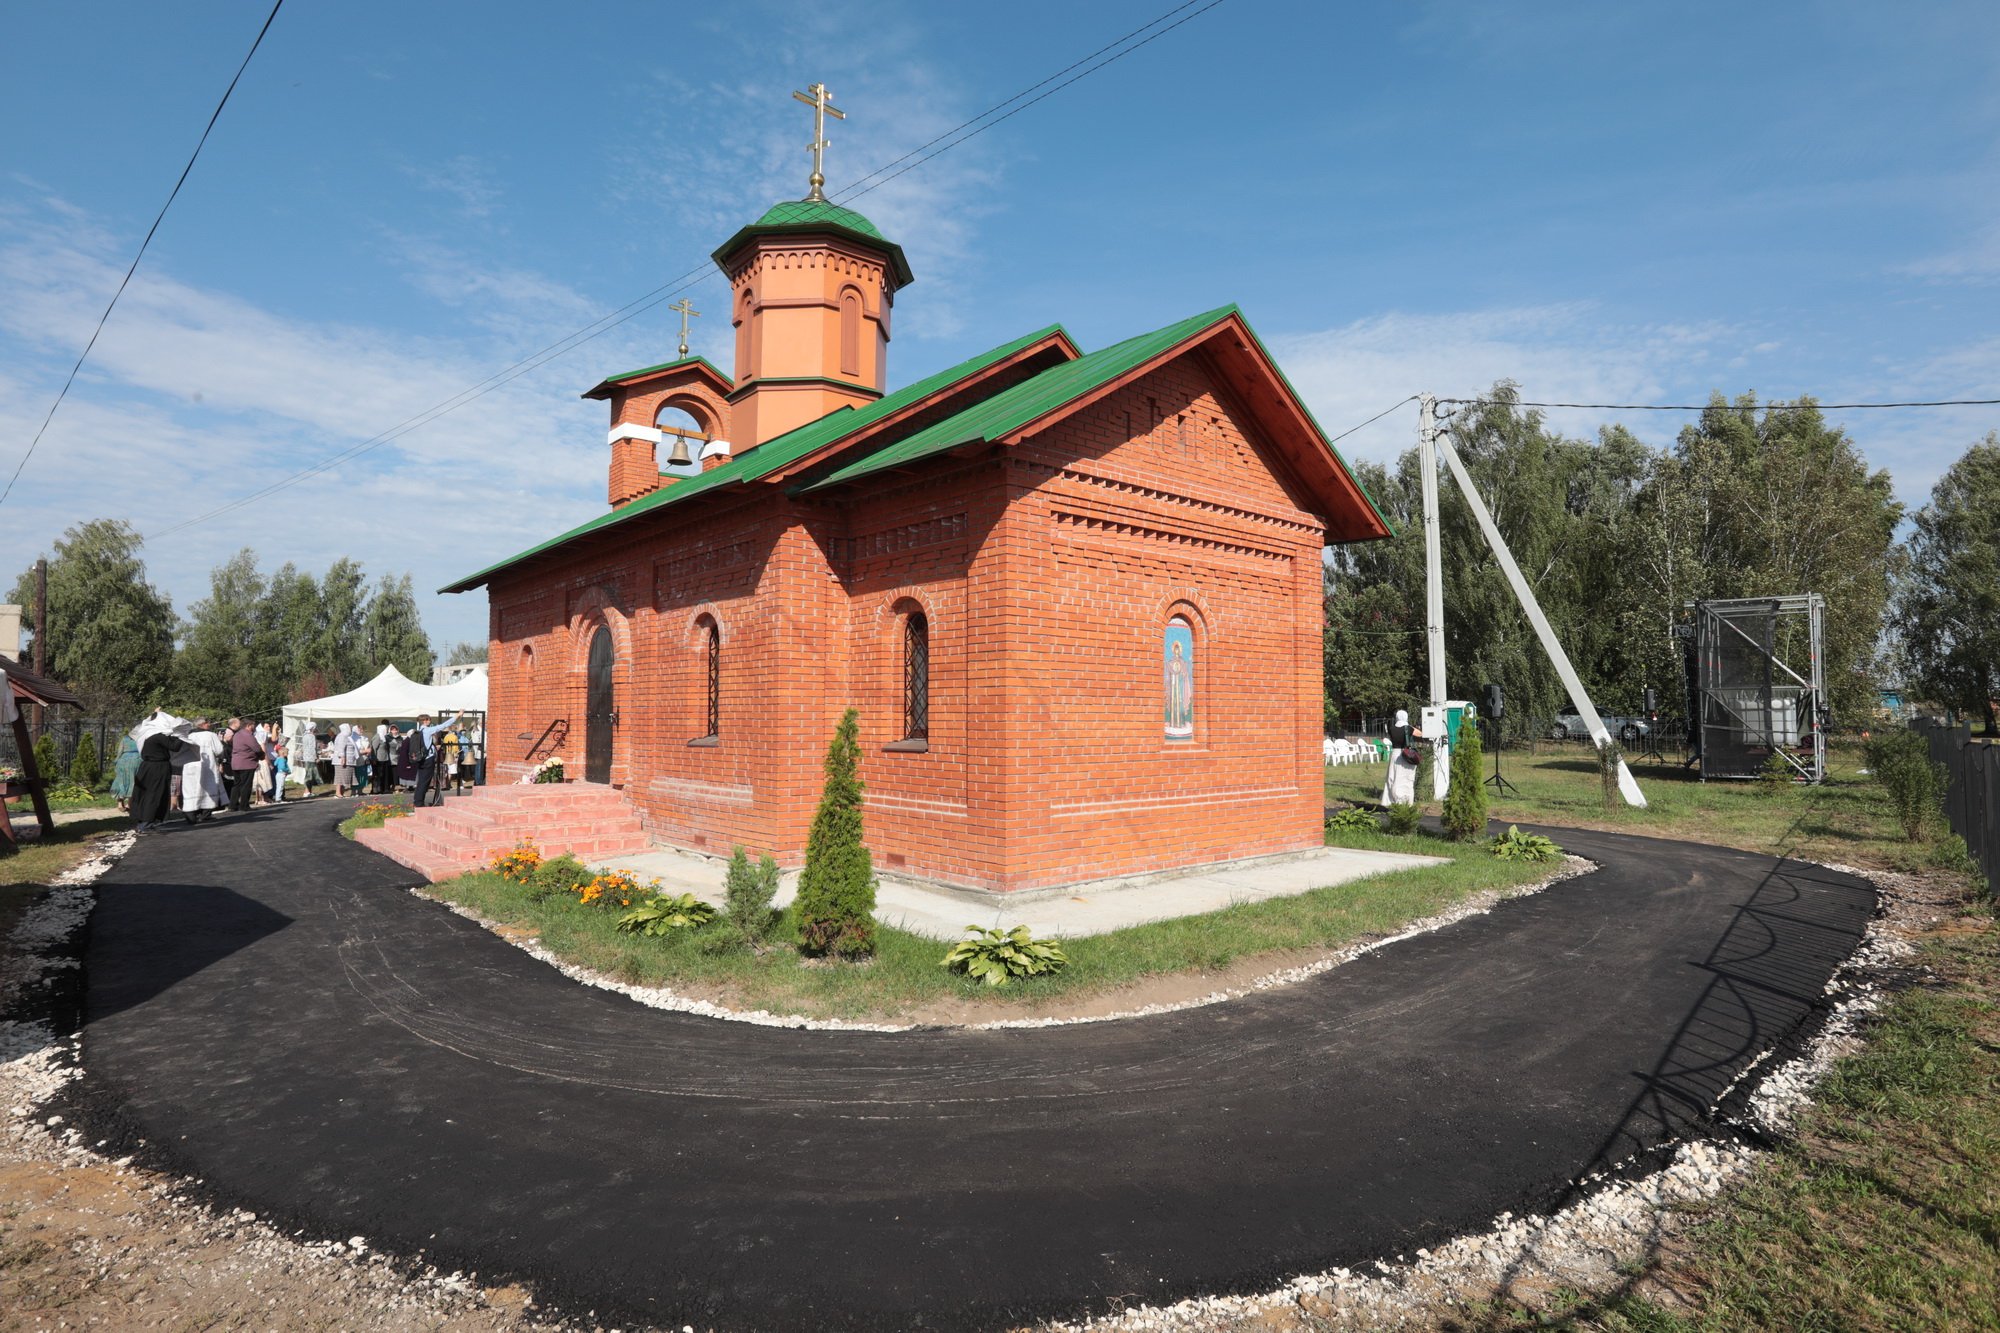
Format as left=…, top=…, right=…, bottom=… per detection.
left=792, top=82, right=845, bottom=202
left=669, top=297, right=699, bottom=359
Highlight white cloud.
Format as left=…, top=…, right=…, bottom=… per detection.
left=401, top=154, right=504, bottom=220
left=1897, top=219, right=2000, bottom=284
left=1270, top=303, right=1736, bottom=462
left=606, top=18, right=1006, bottom=345
left=0, top=196, right=653, bottom=649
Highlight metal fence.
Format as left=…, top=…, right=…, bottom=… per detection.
left=0, top=713, right=132, bottom=781
left=1916, top=719, right=1998, bottom=895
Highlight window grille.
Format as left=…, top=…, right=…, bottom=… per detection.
left=903, top=611, right=929, bottom=740
left=705, top=619, right=720, bottom=739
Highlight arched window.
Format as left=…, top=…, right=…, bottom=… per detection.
left=734, top=288, right=755, bottom=383
left=1164, top=615, right=1195, bottom=740
left=655, top=401, right=708, bottom=472
left=839, top=286, right=863, bottom=376
left=902, top=610, right=929, bottom=741
left=693, top=615, right=720, bottom=743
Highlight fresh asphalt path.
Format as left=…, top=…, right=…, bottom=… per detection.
left=68, top=800, right=1875, bottom=1331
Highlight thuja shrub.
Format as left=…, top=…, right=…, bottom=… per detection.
left=32, top=734, right=58, bottom=784
left=724, top=844, right=780, bottom=942
left=795, top=708, right=876, bottom=959
left=68, top=733, right=100, bottom=788
left=1441, top=718, right=1488, bottom=840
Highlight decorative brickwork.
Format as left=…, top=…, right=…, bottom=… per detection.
left=484, top=351, right=1343, bottom=892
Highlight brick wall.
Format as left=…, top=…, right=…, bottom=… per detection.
left=484, top=350, right=1331, bottom=892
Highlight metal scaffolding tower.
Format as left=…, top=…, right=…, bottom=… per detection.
left=1688, top=594, right=1827, bottom=784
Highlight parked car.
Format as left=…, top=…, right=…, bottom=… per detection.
left=1548, top=713, right=1651, bottom=744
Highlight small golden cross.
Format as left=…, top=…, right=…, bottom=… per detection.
left=669, top=297, right=700, bottom=359
left=792, top=82, right=846, bottom=202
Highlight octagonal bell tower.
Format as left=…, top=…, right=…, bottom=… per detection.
left=710, top=85, right=914, bottom=448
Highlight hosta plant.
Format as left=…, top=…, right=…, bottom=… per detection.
left=616, top=892, right=718, bottom=936
left=1325, top=806, right=1380, bottom=835
left=1488, top=825, right=1562, bottom=863
left=941, top=924, right=1069, bottom=987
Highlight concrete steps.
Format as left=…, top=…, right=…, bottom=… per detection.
left=355, top=783, right=651, bottom=883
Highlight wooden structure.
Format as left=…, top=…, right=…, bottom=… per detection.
left=1, top=651, right=82, bottom=845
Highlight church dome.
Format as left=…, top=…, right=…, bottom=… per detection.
left=712, top=197, right=913, bottom=289
left=751, top=198, right=885, bottom=239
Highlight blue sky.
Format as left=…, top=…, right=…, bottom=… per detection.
left=4, top=0, right=1996, bottom=651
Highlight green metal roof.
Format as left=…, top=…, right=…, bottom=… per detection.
left=801, top=306, right=1239, bottom=492
left=439, top=322, right=1067, bottom=594
left=753, top=199, right=884, bottom=238
left=583, top=354, right=731, bottom=398
left=710, top=198, right=914, bottom=288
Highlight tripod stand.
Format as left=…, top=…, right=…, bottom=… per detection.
left=1481, top=717, right=1521, bottom=796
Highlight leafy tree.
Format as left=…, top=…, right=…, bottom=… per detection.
left=795, top=708, right=876, bottom=958
left=362, top=574, right=435, bottom=681
left=1635, top=395, right=1900, bottom=719
left=1441, top=713, right=1488, bottom=839
left=311, top=558, right=370, bottom=692
left=173, top=549, right=267, bottom=717
left=69, top=732, right=100, bottom=788
left=8, top=520, right=175, bottom=716
left=1898, top=435, right=2000, bottom=733
left=1323, top=578, right=1420, bottom=730
left=443, top=640, right=489, bottom=666
left=1326, top=386, right=1901, bottom=738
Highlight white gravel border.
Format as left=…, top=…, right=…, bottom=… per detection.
left=417, top=853, right=1597, bottom=1033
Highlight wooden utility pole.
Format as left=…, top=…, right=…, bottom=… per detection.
left=31, top=557, right=46, bottom=734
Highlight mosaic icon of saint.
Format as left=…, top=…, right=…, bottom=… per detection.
left=1164, top=617, right=1195, bottom=738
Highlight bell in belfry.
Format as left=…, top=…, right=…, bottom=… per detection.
left=665, top=432, right=693, bottom=467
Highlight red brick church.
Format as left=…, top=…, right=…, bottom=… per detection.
left=444, top=109, right=1390, bottom=893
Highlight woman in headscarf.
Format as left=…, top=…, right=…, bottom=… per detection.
left=110, top=733, right=141, bottom=811
left=131, top=727, right=183, bottom=831
left=1380, top=707, right=1424, bottom=807
left=180, top=718, right=225, bottom=823
left=372, top=724, right=393, bottom=795
left=332, top=724, right=358, bottom=797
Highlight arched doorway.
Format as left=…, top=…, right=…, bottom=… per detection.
left=585, top=626, right=615, bottom=783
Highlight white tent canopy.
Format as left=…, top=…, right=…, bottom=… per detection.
left=431, top=664, right=489, bottom=715
left=281, top=665, right=487, bottom=732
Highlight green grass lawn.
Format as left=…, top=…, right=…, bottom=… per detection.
left=1325, top=743, right=1920, bottom=874
left=424, top=827, right=1559, bottom=1023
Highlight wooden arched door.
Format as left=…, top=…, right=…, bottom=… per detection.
left=585, top=626, right=615, bottom=784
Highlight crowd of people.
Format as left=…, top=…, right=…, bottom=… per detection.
left=115, top=711, right=476, bottom=832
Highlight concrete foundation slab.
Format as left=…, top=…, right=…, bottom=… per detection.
left=593, top=844, right=1446, bottom=941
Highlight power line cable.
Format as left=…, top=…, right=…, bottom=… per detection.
left=0, top=0, right=285, bottom=512
left=834, top=0, right=1215, bottom=200
left=1323, top=395, right=1416, bottom=447
left=832, top=0, right=1230, bottom=206
left=146, top=0, right=1231, bottom=541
